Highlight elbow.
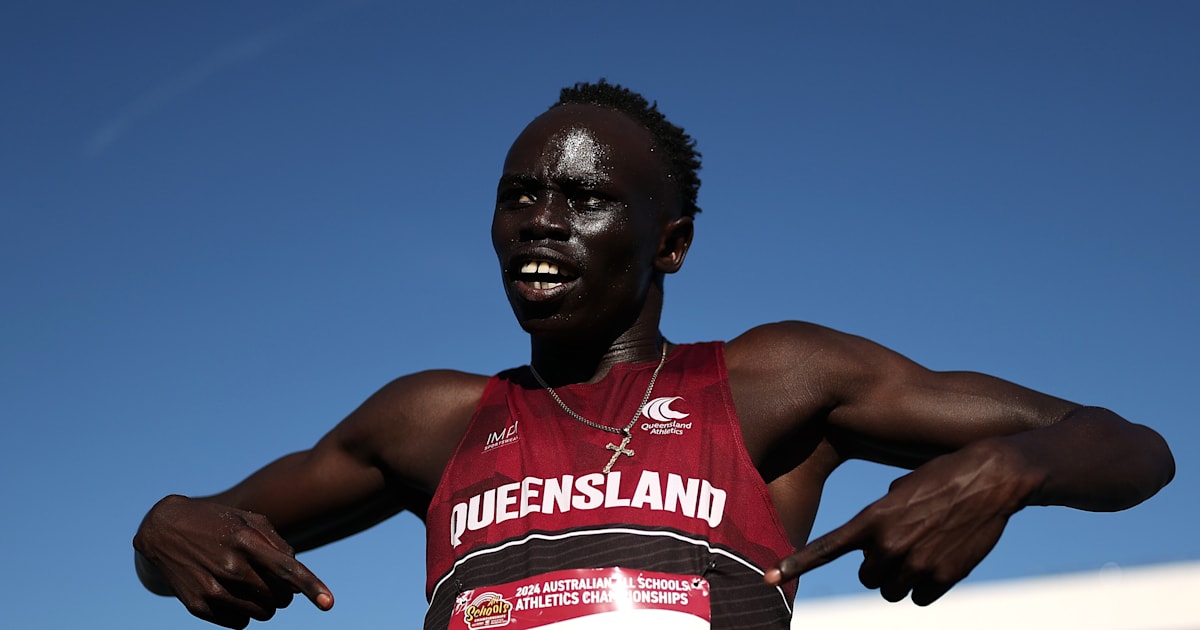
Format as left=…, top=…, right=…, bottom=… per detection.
left=1114, top=423, right=1175, bottom=510
left=1146, top=426, right=1176, bottom=494
left=1037, top=408, right=1175, bottom=511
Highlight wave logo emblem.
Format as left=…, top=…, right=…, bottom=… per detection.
left=640, top=397, right=694, bottom=435
left=642, top=396, right=690, bottom=422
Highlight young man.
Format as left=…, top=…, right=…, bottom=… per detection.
left=134, top=81, right=1174, bottom=630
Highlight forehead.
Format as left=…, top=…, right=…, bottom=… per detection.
left=502, top=104, right=666, bottom=191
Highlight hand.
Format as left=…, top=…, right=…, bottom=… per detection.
left=765, top=442, right=1037, bottom=605
left=133, top=495, right=333, bottom=629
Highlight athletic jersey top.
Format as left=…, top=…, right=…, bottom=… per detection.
left=423, top=342, right=796, bottom=629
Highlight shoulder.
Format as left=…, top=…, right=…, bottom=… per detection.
left=721, top=322, right=855, bottom=464
left=366, top=369, right=492, bottom=416
left=725, top=320, right=942, bottom=418
left=328, top=369, right=491, bottom=493
left=726, top=320, right=838, bottom=354
left=725, top=320, right=884, bottom=381
left=722, top=321, right=914, bottom=461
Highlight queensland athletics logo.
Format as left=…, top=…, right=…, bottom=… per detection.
left=640, top=396, right=693, bottom=435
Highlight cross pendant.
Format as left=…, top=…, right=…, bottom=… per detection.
left=603, top=434, right=635, bottom=473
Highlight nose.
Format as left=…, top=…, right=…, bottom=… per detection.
left=520, top=193, right=571, bottom=241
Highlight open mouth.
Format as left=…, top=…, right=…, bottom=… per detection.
left=515, top=259, right=578, bottom=290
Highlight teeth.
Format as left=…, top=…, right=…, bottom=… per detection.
left=520, top=260, right=561, bottom=276
left=532, top=281, right=563, bottom=290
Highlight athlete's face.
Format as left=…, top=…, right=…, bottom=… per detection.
left=491, top=105, right=689, bottom=339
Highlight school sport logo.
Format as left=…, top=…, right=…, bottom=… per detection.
left=458, top=591, right=514, bottom=629
left=640, top=396, right=693, bottom=435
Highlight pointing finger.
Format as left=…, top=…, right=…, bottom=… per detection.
left=243, top=542, right=334, bottom=611
left=238, top=515, right=333, bottom=610
left=765, top=516, right=869, bottom=586
left=269, top=555, right=334, bottom=611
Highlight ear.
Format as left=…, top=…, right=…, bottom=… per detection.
left=655, top=215, right=694, bottom=274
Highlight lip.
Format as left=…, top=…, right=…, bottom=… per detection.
left=513, top=277, right=576, bottom=302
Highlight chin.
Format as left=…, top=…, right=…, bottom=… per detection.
left=515, top=315, right=578, bottom=340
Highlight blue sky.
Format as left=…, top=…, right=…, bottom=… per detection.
left=2, top=1, right=1197, bottom=628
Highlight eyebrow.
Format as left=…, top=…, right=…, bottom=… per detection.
left=496, top=174, right=540, bottom=189
left=496, top=173, right=608, bottom=189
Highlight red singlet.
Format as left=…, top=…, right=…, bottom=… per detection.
left=424, top=342, right=795, bottom=629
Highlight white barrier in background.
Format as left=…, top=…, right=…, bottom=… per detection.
left=792, top=561, right=1200, bottom=629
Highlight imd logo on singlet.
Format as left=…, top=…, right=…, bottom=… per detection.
left=484, top=421, right=519, bottom=452
left=640, top=396, right=693, bottom=435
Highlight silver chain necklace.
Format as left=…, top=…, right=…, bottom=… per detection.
left=529, top=341, right=669, bottom=473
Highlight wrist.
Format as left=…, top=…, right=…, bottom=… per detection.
left=963, top=437, right=1047, bottom=513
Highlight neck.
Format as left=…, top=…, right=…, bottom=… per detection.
left=529, top=287, right=667, bottom=386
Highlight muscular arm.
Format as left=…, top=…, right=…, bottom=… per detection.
left=133, top=370, right=487, bottom=627
left=728, top=321, right=1174, bottom=603
left=207, top=369, right=486, bottom=542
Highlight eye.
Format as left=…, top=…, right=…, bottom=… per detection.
left=497, top=189, right=536, bottom=209
left=570, top=191, right=616, bottom=211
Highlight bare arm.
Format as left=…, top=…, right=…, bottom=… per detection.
left=133, top=370, right=487, bottom=628
left=728, top=322, right=1174, bottom=603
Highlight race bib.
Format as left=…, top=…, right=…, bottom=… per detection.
left=448, top=567, right=711, bottom=629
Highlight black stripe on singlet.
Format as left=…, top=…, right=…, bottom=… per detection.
left=425, top=526, right=792, bottom=630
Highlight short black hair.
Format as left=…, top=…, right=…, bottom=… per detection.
left=554, top=80, right=702, bottom=217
